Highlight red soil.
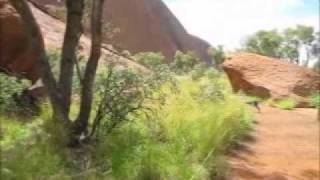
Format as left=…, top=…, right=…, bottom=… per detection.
left=228, top=105, right=319, bottom=180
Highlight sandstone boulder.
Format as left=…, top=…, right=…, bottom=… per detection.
left=223, top=53, right=320, bottom=107
left=28, top=0, right=212, bottom=64
left=0, top=0, right=41, bottom=83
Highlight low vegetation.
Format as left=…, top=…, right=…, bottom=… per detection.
left=268, top=97, right=298, bottom=110
left=0, top=51, right=254, bottom=179
left=311, top=91, right=320, bottom=108
left=0, top=74, right=31, bottom=116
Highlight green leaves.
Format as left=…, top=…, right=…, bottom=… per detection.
left=243, top=25, right=317, bottom=64
left=0, top=73, right=31, bottom=114
left=208, top=45, right=226, bottom=66
left=134, top=52, right=166, bottom=69
left=171, top=51, right=200, bottom=73
left=244, top=30, right=283, bottom=58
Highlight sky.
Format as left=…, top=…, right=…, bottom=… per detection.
left=163, top=0, right=319, bottom=50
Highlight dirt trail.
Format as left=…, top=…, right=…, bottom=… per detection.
left=228, top=106, right=319, bottom=180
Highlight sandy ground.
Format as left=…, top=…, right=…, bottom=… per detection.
left=228, top=105, right=319, bottom=180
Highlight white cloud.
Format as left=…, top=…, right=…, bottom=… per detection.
left=164, top=0, right=318, bottom=50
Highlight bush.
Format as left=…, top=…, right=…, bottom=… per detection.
left=93, top=75, right=253, bottom=179
left=134, top=52, right=166, bottom=69
left=47, top=49, right=86, bottom=94
left=133, top=52, right=175, bottom=86
left=0, top=115, right=66, bottom=180
left=311, top=91, right=320, bottom=108
left=208, top=45, right=226, bottom=66
left=171, top=51, right=200, bottom=73
left=191, top=63, right=208, bottom=80
left=0, top=73, right=31, bottom=115
left=92, top=66, right=150, bottom=137
left=269, top=97, right=297, bottom=110
left=0, top=63, right=253, bottom=179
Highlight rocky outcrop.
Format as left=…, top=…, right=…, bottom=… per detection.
left=0, top=0, right=41, bottom=82
left=0, top=0, right=147, bottom=83
left=223, top=53, right=320, bottom=107
left=29, top=1, right=148, bottom=73
left=28, top=0, right=212, bottom=64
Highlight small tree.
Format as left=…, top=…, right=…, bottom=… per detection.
left=171, top=51, right=200, bottom=73
left=243, top=25, right=317, bottom=66
left=244, top=30, right=283, bottom=58
left=208, top=45, right=226, bottom=67
left=10, top=0, right=105, bottom=147
left=283, top=25, right=315, bottom=66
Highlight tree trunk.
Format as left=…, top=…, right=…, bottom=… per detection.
left=74, top=0, right=105, bottom=135
left=59, top=0, right=85, bottom=116
left=303, top=46, right=311, bottom=67
left=9, top=0, right=70, bottom=126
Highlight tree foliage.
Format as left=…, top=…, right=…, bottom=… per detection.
left=243, top=25, right=318, bottom=66
left=171, top=51, right=200, bottom=73
left=244, top=30, right=283, bottom=58
left=0, top=74, right=31, bottom=114
left=208, top=45, right=226, bottom=66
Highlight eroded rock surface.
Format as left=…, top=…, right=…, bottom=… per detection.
left=0, top=0, right=148, bottom=83
left=28, top=0, right=212, bottom=63
left=0, top=0, right=41, bottom=82
left=223, top=53, right=320, bottom=107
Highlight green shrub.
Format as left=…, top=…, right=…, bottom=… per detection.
left=208, top=45, right=226, bottom=66
left=94, top=75, right=253, bottom=179
left=171, top=51, right=200, bottom=73
left=0, top=73, right=31, bottom=115
left=92, top=66, right=150, bottom=137
left=269, top=97, right=297, bottom=110
left=47, top=49, right=85, bottom=94
left=0, top=65, right=253, bottom=179
left=0, top=114, right=66, bottom=180
left=47, top=49, right=61, bottom=79
left=311, top=91, right=320, bottom=108
left=134, top=52, right=166, bottom=69
left=191, top=63, right=208, bottom=80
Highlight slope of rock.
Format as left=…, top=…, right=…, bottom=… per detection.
left=0, top=0, right=41, bottom=82
left=0, top=0, right=147, bottom=82
left=223, top=53, right=320, bottom=107
left=28, top=0, right=212, bottom=64
left=31, top=1, right=148, bottom=72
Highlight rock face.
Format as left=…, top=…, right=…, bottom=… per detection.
left=29, top=1, right=148, bottom=73
left=0, top=0, right=41, bottom=83
left=0, top=0, right=147, bottom=83
left=223, top=53, right=320, bottom=107
left=28, top=0, right=212, bottom=64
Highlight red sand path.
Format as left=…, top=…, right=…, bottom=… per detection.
left=228, top=106, right=319, bottom=180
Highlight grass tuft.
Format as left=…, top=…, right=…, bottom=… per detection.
left=311, top=91, right=320, bottom=108
left=269, top=97, right=297, bottom=110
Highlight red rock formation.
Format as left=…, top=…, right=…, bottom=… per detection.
left=0, top=0, right=148, bottom=83
left=0, top=0, right=41, bottom=82
left=28, top=0, right=212, bottom=64
left=223, top=53, right=320, bottom=107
